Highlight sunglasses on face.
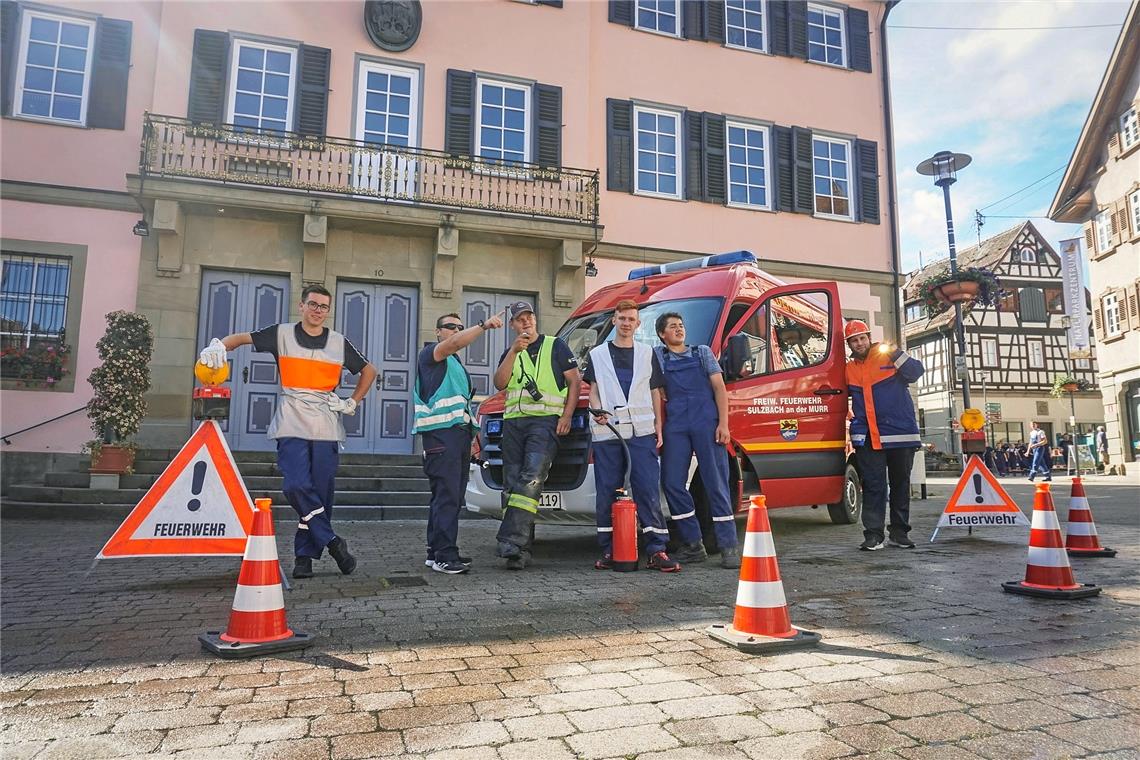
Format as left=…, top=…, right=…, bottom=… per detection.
left=304, top=301, right=331, bottom=313
left=438, top=323, right=464, bottom=331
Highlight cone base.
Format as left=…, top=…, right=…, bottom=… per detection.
left=706, top=623, right=821, bottom=653
left=1001, top=581, right=1100, bottom=600
left=199, top=629, right=314, bottom=659
left=1067, top=546, right=1117, bottom=558
left=612, top=560, right=638, bottom=572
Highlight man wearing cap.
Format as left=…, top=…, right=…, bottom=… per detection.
left=413, top=311, right=504, bottom=574
left=844, top=319, right=924, bottom=551
left=492, top=301, right=581, bottom=569
left=198, top=284, right=377, bottom=578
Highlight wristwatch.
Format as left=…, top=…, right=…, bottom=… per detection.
left=478, top=320, right=487, bottom=330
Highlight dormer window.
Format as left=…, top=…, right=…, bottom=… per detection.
left=1018, top=246, right=1036, bottom=263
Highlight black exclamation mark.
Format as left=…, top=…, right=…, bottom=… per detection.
left=972, top=473, right=984, bottom=504
left=187, top=461, right=207, bottom=512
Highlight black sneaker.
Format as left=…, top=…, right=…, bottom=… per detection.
left=505, top=552, right=530, bottom=571
left=859, top=538, right=887, bottom=551
left=426, top=555, right=472, bottom=567
left=594, top=554, right=614, bottom=570
left=292, top=557, right=314, bottom=579
left=327, top=537, right=357, bottom=575
left=672, top=541, right=707, bottom=563
left=496, top=541, right=521, bottom=560
left=720, top=546, right=741, bottom=569
left=647, top=551, right=681, bottom=573
left=431, top=560, right=470, bottom=575
left=888, top=536, right=916, bottom=549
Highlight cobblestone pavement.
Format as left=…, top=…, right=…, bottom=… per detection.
left=2, top=475, right=1138, bottom=759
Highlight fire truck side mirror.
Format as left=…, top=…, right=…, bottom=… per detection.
left=721, top=333, right=751, bottom=381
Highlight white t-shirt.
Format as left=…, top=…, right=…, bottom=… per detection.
left=1029, top=429, right=1046, bottom=449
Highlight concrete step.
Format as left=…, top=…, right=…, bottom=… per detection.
left=132, top=450, right=422, bottom=466
left=6, top=485, right=431, bottom=506
left=119, top=461, right=425, bottom=478
left=45, top=472, right=429, bottom=492
left=0, top=501, right=491, bottom=522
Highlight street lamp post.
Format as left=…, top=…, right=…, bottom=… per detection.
left=917, top=151, right=974, bottom=414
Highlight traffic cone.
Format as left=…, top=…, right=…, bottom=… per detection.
left=1002, top=483, right=1100, bottom=600
left=1064, top=477, right=1116, bottom=558
left=707, top=495, right=820, bottom=653
left=200, top=498, right=314, bottom=658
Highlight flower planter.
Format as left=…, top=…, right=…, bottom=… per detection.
left=1062, top=383, right=1080, bottom=393
left=90, top=444, right=135, bottom=474
left=932, top=280, right=981, bottom=305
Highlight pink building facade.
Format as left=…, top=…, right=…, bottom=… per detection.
left=2, top=0, right=900, bottom=460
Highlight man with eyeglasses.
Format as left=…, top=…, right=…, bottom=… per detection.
left=414, top=311, right=504, bottom=574
left=199, top=284, right=377, bottom=579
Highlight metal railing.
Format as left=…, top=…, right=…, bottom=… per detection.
left=1, top=404, right=87, bottom=445
left=140, top=114, right=600, bottom=226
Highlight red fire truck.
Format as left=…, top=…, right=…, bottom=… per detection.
left=465, top=251, right=862, bottom=543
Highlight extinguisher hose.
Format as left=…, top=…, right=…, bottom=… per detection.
left=588, top=406, right=632, bottom=493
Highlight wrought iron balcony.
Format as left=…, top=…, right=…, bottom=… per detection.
left=140, top=114, right=599, bottom=226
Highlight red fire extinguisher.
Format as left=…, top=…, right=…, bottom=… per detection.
left=590, top=407, right=638, bottom=572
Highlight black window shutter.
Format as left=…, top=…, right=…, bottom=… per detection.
left=606, top=98, right=633, bottom=192
left=682, top=0, right=705, bottom=40
left=768, top=0, right=788, bottom=56
left=444, top=69, right=475, bottom=157
left=294, top=44, right=330, bottom=137
left=705, top=0, right=726, bottom=43
left=703, top=112, right=726, bottom=204
left=535, top=0, right=563, bottom=6
left=854, top=138, right=879, bottom=224
left=1, top=1, right=21, bottom=116
left=792, top=126, right=814, bottom=214
left=787, top=0, right=808, bottom=59
left=773, top=125, right=794, bottom=211
left=532, top=82, right=562, bottom=168
left=609, top=0, right=634, bottom=26
left=86, top=18, right=132, bottom=130
left=187, top=29, right=229, bottom=125
left=847, top=7, right=871, bottom=72
left=684, top=110, right=704, bottom=201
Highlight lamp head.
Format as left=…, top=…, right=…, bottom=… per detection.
left=132, top=219, right=150, bottom=237
left=916, top=150, right=972, bottom=187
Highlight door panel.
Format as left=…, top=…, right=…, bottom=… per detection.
left=723, top=282, right=846, bottom=507
left=336, top=281, right=419, bottom=454
left=197, top=270, right=290, bottom=452
left=462, top=290, right=535, bottom=411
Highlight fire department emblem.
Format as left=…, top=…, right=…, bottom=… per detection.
left=779, top=419, right=799, bottom=441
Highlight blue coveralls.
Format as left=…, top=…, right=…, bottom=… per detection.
left=422, top=426, right=472, bottom=563
left=657, top=347, right=737, bottom=550
left=278, top=438, right=340, bottom=559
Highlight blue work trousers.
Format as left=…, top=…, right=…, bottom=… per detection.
left=593, top=435, right=669, bottom=555
left=277, top=437, right=339, bottom=559
left=497, top=415, right=560, bottom=553
left=422, top=426, right=472, bottom=563
left=854, top=444, right=913, bottom=543
left=661, top=425, right=736, bottom=550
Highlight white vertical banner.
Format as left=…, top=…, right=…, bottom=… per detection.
left=1058, top=238, right=1090, bottom=358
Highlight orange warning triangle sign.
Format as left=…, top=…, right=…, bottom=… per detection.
left=97, top=421, right=256, bottom=558
left=933, top=455, right=1028, bottom=532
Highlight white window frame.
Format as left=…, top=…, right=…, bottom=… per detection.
left=981, top=337, right=998, bottom=367
left=905, top=303, right=923, bottom=323
left=1121, top=106, right=1139, bottom=151
left=1129, top=189, right=1140, bottom=238
left=811, top=134, right=853, bottom=221
left=475, top=77, right=531, bottom=168
left=225, top=39, right=297, bottom=138
left=355, top=61, right=420, bottom=149
left=1027, top=339, right=1044, bottom=369
left=725, top=120, right=771, bottom=211
left=1103, top=293, right=1122, bottom=337
left=724, top=0, right=766, bottom=53
left=806, top=2, right=846, bottom=68
left=1094, top=209, right=1112, bottom=254
left=634, top=0, right=682, bottom=38
left=1018, top=246, right=1036, bottom=263
left=633, top=104, right=682, bottom=200
left=13, top=9, right=95, bottom=126
left=1075, top=357, right=1091, bottom=370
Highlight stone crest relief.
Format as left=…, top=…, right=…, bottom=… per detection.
left=364, top=0, right=422, bottom=52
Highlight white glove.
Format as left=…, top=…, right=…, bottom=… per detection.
left=199, top=338, right=227, bottom=369
left=328, top=396, right=357, bottom=416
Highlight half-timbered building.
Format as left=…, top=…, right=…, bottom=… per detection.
left=902, top=221, right=1102, bottom=454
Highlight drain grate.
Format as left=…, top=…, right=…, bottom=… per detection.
left=382, top=576, right=430, bottom=588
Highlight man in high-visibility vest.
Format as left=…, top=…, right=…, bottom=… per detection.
left=413, top=310, right=503, bottom=574
left=492, top=301, right=581, bottom=569
left=199, top=284, right=377, bottom=579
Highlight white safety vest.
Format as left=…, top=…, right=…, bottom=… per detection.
left=588, top=341, right=656, bottom=442
left=268, top=324, right=346, bottom=442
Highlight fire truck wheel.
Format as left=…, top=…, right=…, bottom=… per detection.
left=827, top=463, right=862, bottom=525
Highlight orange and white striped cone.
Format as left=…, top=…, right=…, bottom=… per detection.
left=200, top=498, right=314, bottom=658
left=1064, top=477, right=1117, bottom=558
left=707, top=495, right=820, bottom=653
left=1002, top=483, right=1100, bottom=600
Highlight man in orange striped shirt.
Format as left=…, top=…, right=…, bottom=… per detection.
left=200, top=285, right=377, bottom=579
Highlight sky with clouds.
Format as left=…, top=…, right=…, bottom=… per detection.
left=888, top=0, right=1131, bottom=275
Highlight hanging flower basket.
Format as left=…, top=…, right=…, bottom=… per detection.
left=1050, top=373, right=1087, bottom=398
left=932, top=280, right=981, bottom=304
left=917, top=267, right=1003, bottom=317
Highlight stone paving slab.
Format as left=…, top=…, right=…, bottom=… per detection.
left=1, top=477, right=1137, bottom=758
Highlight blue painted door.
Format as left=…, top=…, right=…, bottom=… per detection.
left=197, top=270, right=290, bottom=452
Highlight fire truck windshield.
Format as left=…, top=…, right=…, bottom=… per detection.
left=557, top=297, right=725, bottom=373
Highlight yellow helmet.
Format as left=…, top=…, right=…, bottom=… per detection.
left=194, top=360, right=229, bottom=387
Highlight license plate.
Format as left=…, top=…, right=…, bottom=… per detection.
left=538, top=492, right=562, bottom=510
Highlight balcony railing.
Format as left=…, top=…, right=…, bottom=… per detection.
left=140, top=114, right=599, bottom=226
